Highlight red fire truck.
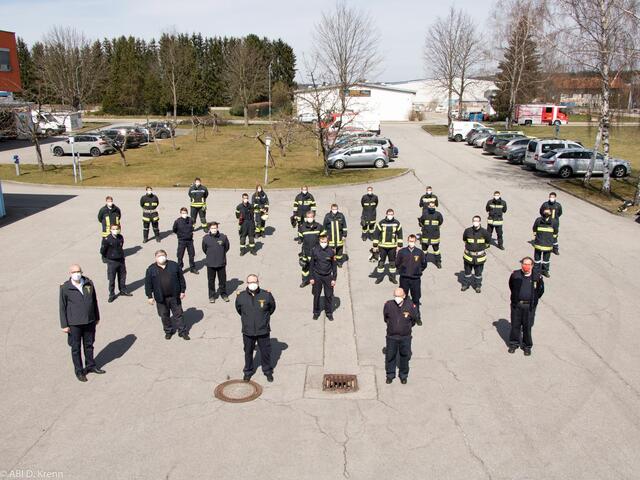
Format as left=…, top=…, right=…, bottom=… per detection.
left=514, top=104, right=569, bottom=126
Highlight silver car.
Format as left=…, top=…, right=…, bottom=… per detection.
left=536, top=147, right=631, bottom=178
left=50, top=134, right=115, bottom=157
left=327, top=145, right=388, bottom=169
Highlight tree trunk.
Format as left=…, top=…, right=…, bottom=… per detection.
left=447, top=89, right=453, bottom=126
left=601, top=69, right=612, bottom=195
left=170, top=126, right=177, bottom=151
left=634, top=175, right=640, bottom=206
left=243, top=105, right=249, bottom=128
left=583, top=123, right=602, bottom=186
left=34, top=135, right=44, bottom=172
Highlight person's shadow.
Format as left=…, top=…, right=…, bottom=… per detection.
left=324, top=295, right=341, bottom=312
left=95, top=334, right=137, bottom=368
left=226, top=278, right=244, bottom=294
left=183, top=307, right=204, bottom=333
left=454, top=271, right=467, bottom=287
left=251, top=337, right=289, bottom=373
left=124, top=245, right=142, bottom=257
left=264, top=226, right=276, bottom=237
left=492, top=319, right=511, bottom=346
left=125, top=276, right=146, bottom=294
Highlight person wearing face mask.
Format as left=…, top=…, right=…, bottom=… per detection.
left=373, top=209, right=403, bottom=284
left=172, top=207, right=198, bottom=274
left=309, top=234, right=338, bottom=320
left=360, top=186, right=379, bottom=241
left=418, top=201, right=444, bottom=268
left=539, top=192, right=563, bottom=255
left=461, top=215, right=491, bottom=293
left=59, top=264, right=103, bottom=382
left=383, top=288, right=419, bottom=384
left=419, top=186, right=439, bottom=211
left=297, top=211, right=322, bottom=288
left=292, top=185, right=316, bottom=233
left=100, top=224, right=131, bottom=302
left=235, top=274, right=276, bottom=382
left=145, top=250, right=188, bottom=340
left=251, top=184, right=270, bottom=238
left=395, top=234, right=427, bottom=321
left=485, top=190, right=507, bottom=250
left=140, top=186, right=161, bottom=243
left=236, top=193, right=257, bottom=256
left=202, top=222, right=230, bottom=303
left=322, top=204, right=348, bottom=267
left=188, top=177, right=209, bottom=231
left=97, top=195, right=121, bottom=238
left=532, top=208, right=558, bottom=278
left=508, top=257, right=544, bottom=356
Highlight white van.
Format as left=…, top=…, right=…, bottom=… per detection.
left=448, top=121, right=485, bottom=142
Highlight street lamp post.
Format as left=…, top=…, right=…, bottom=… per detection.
left=264, top=136, right=272, bottom=185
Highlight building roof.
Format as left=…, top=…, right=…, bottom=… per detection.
left=295, top=83, right=416, bottom=95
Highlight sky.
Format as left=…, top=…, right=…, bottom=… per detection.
left=5, top=0, right=493, bottom=83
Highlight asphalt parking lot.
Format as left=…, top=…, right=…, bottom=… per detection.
left=1, top=123, right=639, bottom=479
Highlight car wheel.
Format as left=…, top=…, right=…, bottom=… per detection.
left=612, top=165, right=627, bottom=178
left=558, top=166, right=572, bottom=178
left=374, top=158, right=385, bottom=169
left=53, top=146, right=64, bottom=156
left=90, top=147, right=101, bottom=157
left=160, top=132, right=169, bottom=139
left=454, top=134, right=463, bottom=142
left=525, top=120, right=532, bottom=126
left=333, top=159, right=345, bottom=170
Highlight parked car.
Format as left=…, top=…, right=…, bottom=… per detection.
left=361, top=137, right=398, bottom=158
left=524, top=138, right=582, bottom=169
left=297, top=113, right=316, bottom=124
left=327, top=145, right=388, bottom=169
left=536, top=148, right=631, bottom=178
left=448, top=121, right=485, bottom=142
left=466, top=127, right=494, bottom=144
left=472, top=131, right=495, bottom=147
left=506, top=146, right=527, bottom=164
left=483, top=133, right=526, bottom=155
left=50, top=135, right=115, bottom=157
left=146, top=121, right=175, bottom=139
left=495, top=137, right=531, bottom=158
left=96, top=129, right=143, bottom=149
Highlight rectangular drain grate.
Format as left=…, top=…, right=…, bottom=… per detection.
left=322, top=374, right=358, bottom=393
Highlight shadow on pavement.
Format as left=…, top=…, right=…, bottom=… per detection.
left=0, top=193, right=76, bottom=228
left=124, top=245, right=142, bottom=257
left=95, top=333, right=137, bottom=368
left=252, top=337, right=288, bottom=373
left=184, top=307, right=204, bottom=333
left=492, top=319, right=511, bottom=346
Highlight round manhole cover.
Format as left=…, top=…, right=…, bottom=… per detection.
left=214, top=379, right=263, bottom=403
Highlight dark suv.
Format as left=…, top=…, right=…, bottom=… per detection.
left=98, top=128, right=144, bottom=149
left=146, top=121, right=175, bottom=139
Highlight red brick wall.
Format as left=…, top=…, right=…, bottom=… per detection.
left=0, top=31, right=22, bottom=92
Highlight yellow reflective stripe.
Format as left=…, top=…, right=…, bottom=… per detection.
left=537, top=227, right=554, bottom=232
left=534, top=245, right=553, bottom=251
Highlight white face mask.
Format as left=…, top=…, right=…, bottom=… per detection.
left=106, top=202, right=113, bottom=207
left=426, top=191, right=432, bottom=195
left=243, top=199, right=248, bottom=204
left=386, top=215, right=394, bottom=221
left=156, top=255, right=167, bottom=265
left=472, top=222, right=480, bottom=228
left=147, top=190, right=152, bottom=195
left=111, top=229, right=119, bottom=236
left=257, top=188, right=262, bottom=193
left=71, top=272, right=82, bottom=282
left=494, top=196, right=500, bottom=200
left=408, top=242, right=415, bottom=248
left=320, top=242, right=328, bottom=248
left=394, top=296, right=404, bottom=305
left=181, top=213, right=188, bottom=219
left=195, top=182, right=201, bottom=187
left=210, top=228, right=218, bottom=234
left=331, top=209, right=338, bottom=214
left=248, top=282, right=258, bottom=291
left=305, top=218, right=313, bottom=223
left=367, top=190, right=373, bottom=195
left=549, top=198, right=556, bottom=203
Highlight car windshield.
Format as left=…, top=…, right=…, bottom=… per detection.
left=542, top=151, right=557, bottom=159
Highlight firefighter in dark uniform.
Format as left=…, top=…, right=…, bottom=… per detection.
left=202, top=222, right=230, bottom=303
left=532, top=207, right=558, bottom=278
left=461, top=215, right=491, bottom=293
left=360, top=186, right=379, bottom=241
left=418, top=200, right=443, bottom=268
left=252, top=184, right=269, bottom=238
left=297, top=211, right=322, bottom=288
left=97, top=196, right=121, bottom=238
left=59, top=264, right=105, bottom=382
left=486, top=190, right=507, bottom=250
left=508, top=257, right=544, bottom=356
left=140, top=186, right=160, bottom=243
left=373, top=209, right=403, bottom=284
left=100, top=224, right=132, bottom=302
left=188, top=177, right=209, bottom=231
left=235, top=274, right=276, bottom=382
left=292, top=185, right=317, bottom=232
left=383, top=287, right=420, bottom=384
left=236, top=193, right=257, bottom=256
left=540, top=192, right=562, bottom=254
left=310, top=235, right=337, bottom=321
left=418, top=186, right=439, bottom=211
left=322, top=203, right=348, bottom=267
left=172, top=207, right=198, bottom=274
left=395, top=234, right=427, bottom=321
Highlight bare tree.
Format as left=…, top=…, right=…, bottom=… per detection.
left=223, top=39, right=267, bottom=127
left=268, top=115, right=300, bottom=157
left=452, top=13, right=483, bottom=119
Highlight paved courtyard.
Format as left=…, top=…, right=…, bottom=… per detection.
left=1, top=123, right=639, bottom=479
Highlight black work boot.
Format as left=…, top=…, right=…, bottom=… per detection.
left=240, top=247, right=247, bottom=256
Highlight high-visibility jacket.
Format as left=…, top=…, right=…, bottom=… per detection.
left=322, top=212, right=347, bottom=247
left=293, top=192, right=316, bottom=219
left=462, top=226, right=490, bottom=264
left=486, top=198, right=507, bottom=225
left=97, top=205, right=121, bottom=237
left=532, top=216, right=559, bottom=251
left=298, top=220, right=322, bottom=257
left=140, top=193, right=159, bottom=221
left=360, top=194, right=378, bottom=221
left=419, top=193, right=439, bottom=209
left=188, top=184, right=209, bottom=208
left=540, top=201, right=563, bottom=221
left=419, top=210, right=443, bottom=240
left=373, top=218, right=403, bottom=248
left=252, top=191, right=269, bottom=213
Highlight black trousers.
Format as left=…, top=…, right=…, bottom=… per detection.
left=331, top=244, right=344, bottom=262
left=243, top=334, right=272, bottom=375
left=142, top=216, right=160, bottom=240
left=420, top=238, right=441, bottom=257
left=177, top=240, right=195, bottom=269
left=239, top=222, right=256, bottom=249
left=106, top=259, right=127, bottom=295
left=377, top=247, right=397, bottom=276
left=254, top=212, right=266, bottom=234
left=385, top=335, right=412, bottom=380
left=362, top=217, right=376, bottom=234
left=312, top=273, right=334, bottom=315
left=400, top=276, right=421, bottom=312
left=487, top=224, right=503, bottom=246
left=463, top=261, right=484, bottom=286
left=509, top=303, right=536, bottom=349
left=207, top=266, right=227, bottom=297
left=68, top=322, right=96, bottom=374
left=190, top=206, right=207, bottom=229
left=534, top=249, right=551, bottom=273
left=156, top=296, right=186, bottom=334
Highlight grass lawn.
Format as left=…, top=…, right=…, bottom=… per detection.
left=422, top=125, right=450, bottom=136
left=0, top=126, right=406, bottom=188
left=569, top=113, right=640, bottom=124
left=551, top=177, right=639, bottom=216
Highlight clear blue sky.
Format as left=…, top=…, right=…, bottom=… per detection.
left=5, top=0, right=493, bottom=82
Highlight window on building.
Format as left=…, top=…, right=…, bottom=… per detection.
left=0, top=48, right=10, bottom=72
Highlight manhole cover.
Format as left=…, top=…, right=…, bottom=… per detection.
left=322, top=374, right=358, bottom=393
left=214, top=379, right=263, bottom=403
